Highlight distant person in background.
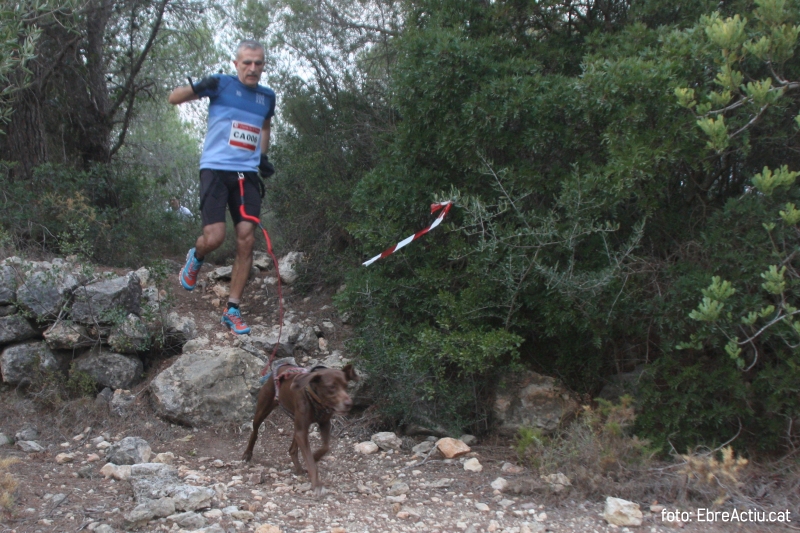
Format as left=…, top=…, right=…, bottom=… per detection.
left=169, top=197, right=193, bottom=218
left=168, top=39, right=276, bottom=335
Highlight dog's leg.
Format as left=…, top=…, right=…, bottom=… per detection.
left=288, top=436, right=304, bottom=474
left=293, top=423, right=320, bottom=491
left=312, top=419, right=331, bottom=463
left=242, top=378, right=277, bottom=462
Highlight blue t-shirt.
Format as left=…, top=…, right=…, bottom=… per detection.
left=197, top=74, right=276, bottom=171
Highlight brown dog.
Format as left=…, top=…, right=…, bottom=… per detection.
left=242, top=363, right=358, bottom=495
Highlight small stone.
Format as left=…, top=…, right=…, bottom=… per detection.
left=459, top=434, right=478, bottom=445
left=371, top=432, right=402, bottom=451
left=491, top=477, right=508, bottom=491
left=286, top=508, right=305, bottom=519
left=463, top=457, right=483, bottom=472
left=153, top=452, right=175, bottom=464
left=387, top=482, right=409, bottom=496
left=15, top=426, right=38, bottom=442
left=603, top=497, right=643, bottom=527
left=254, top=525, right=281, bottom=533
left=475, top=502, right=490, bottom=512
left=354, top=441, right=380, bottom=455
left=501, top=462, right=524, bottom=474
left=436, top=437, right=470, bottom=458
left=16, top=440, right=45, bottom=453
left=411, top=441, right=435, bottom=455
left=55, top=452, right=75, bottom=464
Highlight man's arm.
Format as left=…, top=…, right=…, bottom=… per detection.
left=168, top=84, right=199, bottom=105
left=261, top=117, right=272, bottom=154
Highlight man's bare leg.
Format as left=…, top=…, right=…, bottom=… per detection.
left=229, top=220, right=256, bottom=301
left=195, top=222, right=227, bottom=258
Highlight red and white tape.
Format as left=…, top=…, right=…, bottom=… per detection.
left=363, top=201, right=453, bottom=267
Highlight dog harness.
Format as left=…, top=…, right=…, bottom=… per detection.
left=261, top=363, right=333, bottom=416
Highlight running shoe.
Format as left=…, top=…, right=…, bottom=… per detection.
left=221, top=307, right=251, bottom=335
left=180, top=247, right=203, bottom=291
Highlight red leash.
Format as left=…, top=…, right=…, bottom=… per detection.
left=237, top=172, right=283, bottom=375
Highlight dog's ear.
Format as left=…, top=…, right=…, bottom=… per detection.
left=342, top=364, right=359, bottom=382
left=290, top=372, right=322, bottom=392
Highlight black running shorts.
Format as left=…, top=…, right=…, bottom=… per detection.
left=199, top=169, right=262, bottom=226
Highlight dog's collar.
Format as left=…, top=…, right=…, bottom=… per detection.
left=304, top=383, right=333, bottom=415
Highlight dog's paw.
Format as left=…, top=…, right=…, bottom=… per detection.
left=313, top=485, right=327, bottom=498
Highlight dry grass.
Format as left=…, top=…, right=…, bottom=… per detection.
left=680, top=446, right=748, bottom=505
left=0, top=457, right=20, bottom=515
left=513, top=396, right=667, bottom=500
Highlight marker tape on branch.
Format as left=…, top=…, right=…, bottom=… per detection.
left=363, top=201, right=453, bottom=267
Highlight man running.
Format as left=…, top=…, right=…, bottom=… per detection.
left=168, top=39, right=276, bottom=335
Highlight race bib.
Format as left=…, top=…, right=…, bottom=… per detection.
left=228, top=121, right=261, bottom=151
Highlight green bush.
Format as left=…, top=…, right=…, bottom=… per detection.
left=0, top=162, right=196, bottom=265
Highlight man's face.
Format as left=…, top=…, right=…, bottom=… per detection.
left=234, top=48, right=265, bottom=87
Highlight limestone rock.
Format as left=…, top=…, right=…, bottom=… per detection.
left=493, top=370, right=580, bottom=435
left=17, top=269, right=83, bottom=322
left=0, top=341, right=64, bottom=386
left=464, top=458, right=483, bottom=472
left=436, top=437, right=471, bottom=459
left=71, top=348, right=143, bottom=390
left=71, top=274, right=141, bottom=324
left=0, top=265, right=17, bottom=305
left=603, top=496, right=643, bottom=526
left=164, top=312, right=197, bottom=344
left=412, top=441, right=435, bottom=455
left=108, top=313, right=149, bottom=353
left=354, top=441, right=379, bottom=455
left=106, top=437, right=152, bottom=465
left=16, top=440, right=45, bottom=452
left=277, top=252, right=304, bottom=284
left=371, top=432, right=402, bottom=451
left=149, top=348, right=262, bottom=427
left=491, top=477, right=509, bottom=491
left=0, top=315, right=37, bottom=346
left=43, top=320, right=93, bottom=350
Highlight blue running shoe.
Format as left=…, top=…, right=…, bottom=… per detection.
left=221, top=307, right=251, bottom=335
left=180, top=247, right=203, bottom=290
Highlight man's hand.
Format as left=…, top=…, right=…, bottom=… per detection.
left=188, top=76, right=219, bottom=94
left=259, top=154, right=275, bottom=178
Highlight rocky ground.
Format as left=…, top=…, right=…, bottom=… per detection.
left=0, top=256, right=796, bottom=533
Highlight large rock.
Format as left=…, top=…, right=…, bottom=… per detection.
left=493, top=370, right=580, bottom=435
left=603, top=497, right=643, bottom=526
left=43, top=320, right=93, bottom=350
left=107, top=437, right=152, bottom=465
left=0, top=265, right=18, bottom=304
left=16, top=269, right=83, bottom=322
left=239, top=324, right=300, bottom=361
left=277, top=252, right=304, bottom=284
left=71, top=274, right=141, bottom=325
left=0, top=315, right=37, bottom=346
left=0, top=341, right=64, bottom=385
left=164, top=312, right=197, bottom=344
left=436, top=437, right=470, bottom=458
left=150, top=348, right=262, bottom=426
left=71, top=347, right=143, bottom=390
left=108, top=313, right=149, bottom=353
left=295, top=326, right=319, bottom=353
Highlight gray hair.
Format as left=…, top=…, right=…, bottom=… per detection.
left=236, top=40, right=265, bottom=59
